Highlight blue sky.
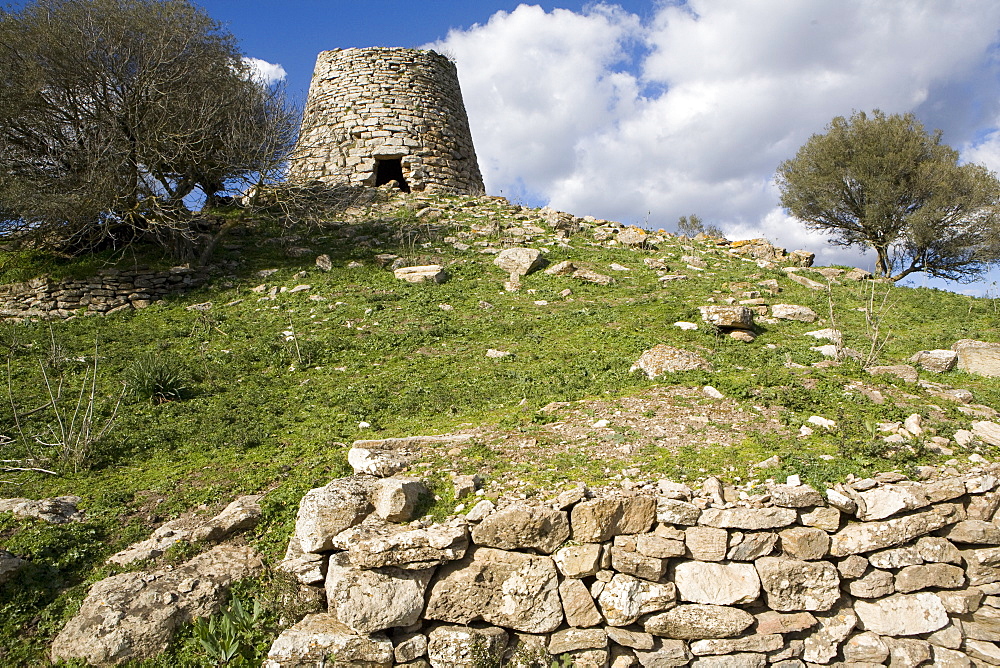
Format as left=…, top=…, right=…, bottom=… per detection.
left=184, top=3, right=1000, bottom=294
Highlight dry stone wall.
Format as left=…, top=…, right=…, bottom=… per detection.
left=0, top=265, right=208, bottom=320
left=290, top=47, right=485, bottom=195
left=269, top=464, right=1000, bottom=667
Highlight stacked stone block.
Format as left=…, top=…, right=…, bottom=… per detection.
left=271, top=464, right=1000, bottom=667
left=290, top=47, right=485, bottom=195
left=0, top=266, right=207, bottom=320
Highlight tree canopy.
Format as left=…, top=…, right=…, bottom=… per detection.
left=0, top=0, right=297, bottom=256
left=776, top=110, right=1000, bottom=282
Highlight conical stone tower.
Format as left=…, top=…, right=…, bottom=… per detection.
left=289, top=47, right=485, bottom=195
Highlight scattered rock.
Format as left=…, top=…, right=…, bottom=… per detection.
left=0, top=496, right=83, bottom=524
left=264, top=614, right=393, bottom=668
left=630, top=345, right=712, bottom=378
left=494, top=248, right=545, bottom=277
left=910, top=349, right=958, bottom=373
left=770, top=304, right=818, bottom=322
left=954, top=339, right=1000, bottom=377
left=393, top=265, right=448, bottom=283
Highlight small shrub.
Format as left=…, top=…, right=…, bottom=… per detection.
left=124, top=354, right=190, bottom=402
left=190, top=596, right=264, bottom=666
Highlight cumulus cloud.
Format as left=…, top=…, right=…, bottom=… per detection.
left=243, top=57, right=287, bottom=85
left=428, top=1, right=1000, bottom=269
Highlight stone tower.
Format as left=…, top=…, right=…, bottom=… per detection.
left=290, top=47, right=485, bottom=195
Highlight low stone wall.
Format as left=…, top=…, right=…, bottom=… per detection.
left=268, top=464, right=1000, bottom=667
left=0, top=265, right=208, bottom=320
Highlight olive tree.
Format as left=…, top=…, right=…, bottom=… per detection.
left=776, top=110, right=1000, bottom=282
left=0, top=0, right=298, bottom=256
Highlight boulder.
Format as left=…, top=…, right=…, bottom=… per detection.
left=972, top=421, right=1000, bottom=447
left=293, top=476, right=374, bottom=554
left=548, top=628, right=608, bottom=654
left=494, top=248, right=546, bottom=277
left=770, top=304, right=818, bottom=322
left=553, top=543, right=603, bottom=578
left=559, top=577, right=603, bottom=627
left=909, top=349, right=958, bottom=373
left=894, top=563, right=964, bottom=592
left=644, top=604, right=754, bottom=639
left=597, top=573, right=677, bottom=626
left=571, top=495, right=656, bottom=542
left=572, top=268, right=615, bottom=285
left=689, top=634, right=783, bottom=656
left=854, top=593, right=949, bottom=636
left=51, top=545, right=263, bottom=665
left=278, top=535, right=327, bottom=585
left=325, top=553, right=432, bottom=633
left=0, top=495, right=83, bottom=523
left=393, top=265, right=448, bottom=283
left=471, top=504, right=570, bottom=554
left=371, top=477, right=427, bottom=523
left=698, top=305, right=754, bottom=330
left=754, top=557, right=840, bottom=611
left=802, top=604, right=857, bottom=663
left=954, top=339, right=1000, bottom=377
left=778, top=527, right=830, bottom=560
left=673, top=561, right=761, bottom=605
left=342, top=518, right=468, bottom=570
left=630, top=345, right=712, bottom=379
left=263, top=614, right=392, bottom=668
left=424, top=547, right=562, bottom=633
left=347, top=447, right=412, bottom=477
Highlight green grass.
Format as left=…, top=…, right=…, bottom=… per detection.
left=1, top=191, right=1000, bottom=663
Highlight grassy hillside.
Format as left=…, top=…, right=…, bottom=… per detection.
left=2, top=191, right=999, bottom=664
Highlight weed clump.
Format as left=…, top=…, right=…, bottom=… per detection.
left=124, top=354, right=190, bottom=403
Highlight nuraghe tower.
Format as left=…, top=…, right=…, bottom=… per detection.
left=289, top=47, right=485, bottom=195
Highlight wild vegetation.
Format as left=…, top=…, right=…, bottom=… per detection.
left=1, top=190, right=999, bottom=664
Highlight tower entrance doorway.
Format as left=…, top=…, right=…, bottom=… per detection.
left=374, top=158, right=410, bottom=192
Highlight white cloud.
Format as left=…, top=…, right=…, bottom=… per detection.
left=243, top=57, right=287, bottom=85
left=428, top=1, right=1000, bottom=276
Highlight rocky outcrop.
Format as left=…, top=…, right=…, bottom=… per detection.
left=51, top=544, right=263, bottom=664
left=265, top=466, right=1000, bottom=666
left=0, top=495, right=83, bottom=523
left=954, top=339, right=1000, bottom=377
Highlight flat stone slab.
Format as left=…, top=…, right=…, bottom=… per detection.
left=854, top=593, right=949, bottom=636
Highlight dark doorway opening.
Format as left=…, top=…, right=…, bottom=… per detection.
left=374, top=158, right=410, bottom=192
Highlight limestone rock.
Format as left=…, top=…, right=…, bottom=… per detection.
left=770, top=304, right=818, bottom=322
left=954, top=339, right=1000, bottom=377
left=51, top=544, right=263, bottom=665
left=944, top=519, right=1000, bottom=544
left=843, top=631, right=889, bottom=663
left=495, top=248, right=545, bottom=276
left=630, top=345, right=712, bottom=379
left=393, top=265, right=448, bottom=283
left=689, top=634, right=783, bottom=656
left=779, top=527, right=830, bottom=560
left=855, top=483, right=931, bottom=521
left=656, top=498, right=702, bottom=525
left=0, top=549, right=25, bottom=585
left=829, top=503, right=963, bottom=556
left=644, top=604, right=754, bottom=639
left=278, top=535, right=327, bottom=585
left=685, top=526, right=729, bottom=561
left=787, top=272, right=825, bottom=290
left=611, top=546, right=668, bottom=581
left=964, top=638, right=1000, bottom=665
left=802, top=605, right=857, bottom=663
left=424, top=547, right=562, bottom=633
left=964, top=604, right=1000, bottom=641
left=372, top=477, right=427, bottom=523
left=549, top=628, right=608, bottom=654
left=964, top=547, right=1000, bottom=586
left=554, top=543, right=603, bottom=578
left=698, top=507, right=797, bottom=530
left=726, top=532, right=777, bottom=561
left=973, top=421, right=1000, bottom=447
left=190, top=495, right=262, bottom=543
left=848, top=569, right=895, bottom=598
left=347, top=447, right=412, bottom=477
left=343, top=518, right=468, bottom=569
left=598, top=573, right=677, bottom=626
left=263, top=614, right=392, bottom=668
left=755, top=557, right=840, bottom=611
left=769, top=484, right=824, bottom=508
left=394, top=632, right=428, bottom=663
left=560, top=577, right=603, bottom=627
left=471, top=504, right=570, bottom=554
left=325, top=553, right=431, bottom=633
left=0, top=495, right=83, bottom=523
left=637, top=533, right=686, bottom=559
left=674, top=561, right=761, bottom=605
left=689, top=653, right=766, bottom=667
left=754, top=610, right=817, bottom=635
left=572, top=268, right=614, bottom=285
left=894, top=563, right=964, bottom=592
left=909, top=349, right=958, bottom=373
left=571, top=495, right=656, bottom=542
left=606, top=627, right=655, bottom=650
left=294, top=476, right=374, bottom=553
left=698, top=305, right=754, bottom=330
left=854, top=593, right=949, bottom=636
left=427, top=625, right=509, bottom=668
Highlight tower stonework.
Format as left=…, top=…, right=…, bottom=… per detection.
left=290, top=47, right=485, bottom=195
